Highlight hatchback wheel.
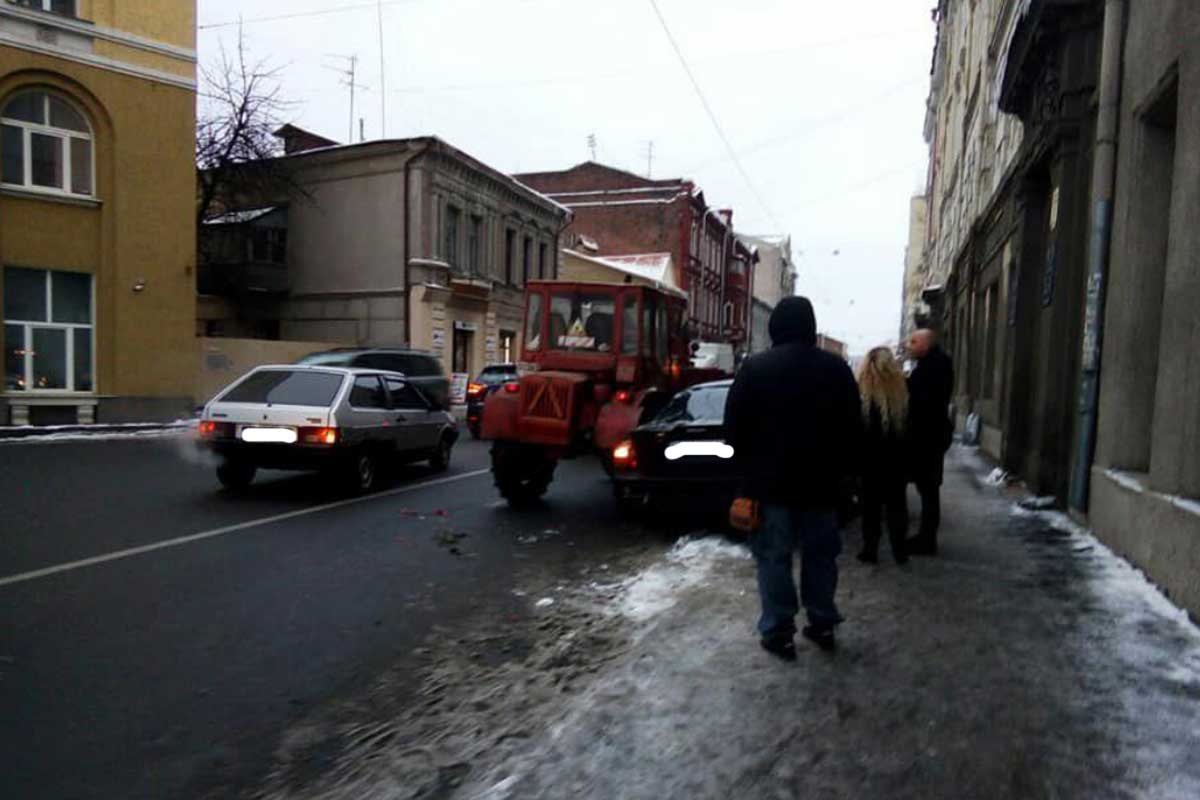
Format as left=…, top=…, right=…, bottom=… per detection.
left=348, top=451, right=377, bottom=493
left=216, top=461, right=256, bottom=490
left=429, top=436, right=452, bottom=472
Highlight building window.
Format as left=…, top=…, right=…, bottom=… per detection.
left=4, top=266, right=93, bottom=392
left=1, top=89, right=93, bottom=197
left=250, top=227, right=287, bottom=264
left=982, top=282, right=999, bottom=400
left=468, top=215, right=482, bottom=275
left=499, top=329, right=515, bottom=363
left=504, top=228, right=515, bottom=285
left=538, top=242, right=547, bottom=279
left=452, top=327, right=473, bottom=374
left=522, top=236, right=532, bottom=285
left=444, top=205, right=461, bottom=267
left=7, top=0, right=76, bottom=16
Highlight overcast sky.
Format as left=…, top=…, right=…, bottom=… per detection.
left=197, top=0, right=935, bottom=354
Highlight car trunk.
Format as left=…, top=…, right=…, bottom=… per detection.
left=631, top=422, right=733, bottom=480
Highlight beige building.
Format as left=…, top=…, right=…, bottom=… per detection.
left=199, top=134, right=569, bottom=381
left=1, top=0, right=198, bottom=424
left=920, top=0, right=1024, bottom=308
left=737, top=233, right=794, bottom=353
left=898, top=194, right=928, bottom=343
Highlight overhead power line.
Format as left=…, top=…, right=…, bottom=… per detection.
left=199, top=1, right=416, bottom=31
left=647, top=0, right=782, bottom=232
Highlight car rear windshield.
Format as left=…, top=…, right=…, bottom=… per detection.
left=654, top=385, right=730, bottom=425
left=478, top=366, right=517, bottom=384
left=219, top=370, right=344, bottom=407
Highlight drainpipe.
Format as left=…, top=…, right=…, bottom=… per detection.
left=1069, top=0, right=1125, bottom=512
left=403, top=148, right=415, bottom=346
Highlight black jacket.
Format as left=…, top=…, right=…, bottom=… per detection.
left=861, top=403, right=908, bottom=487
left=724, top=297, right=862, bottom=509
left=907, top=346, right=954, bottom=478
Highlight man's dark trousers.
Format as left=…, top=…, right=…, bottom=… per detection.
left=914, top=476, right=941, bottom=549
left=751, top=504, right=843, bottom=638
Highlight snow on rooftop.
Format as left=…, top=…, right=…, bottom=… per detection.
left=202, top=206, right=278, bottom=225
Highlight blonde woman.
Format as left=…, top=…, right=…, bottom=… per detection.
left=855, top=346, right=910, bottom=565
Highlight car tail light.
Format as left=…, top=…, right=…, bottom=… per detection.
left=612, top=439, right=637, bottom=471
left=299, top=426, right=339, bottom=445
left=198, top=421, right=234, bottom=439
left=467, top=382, right=486, bottom=398
left=504, top=381, right=520, bottom=393
left=614, top=390, right=632, bottom=404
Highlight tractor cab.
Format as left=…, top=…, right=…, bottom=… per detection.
left=519, top=280, right=689, bottom=391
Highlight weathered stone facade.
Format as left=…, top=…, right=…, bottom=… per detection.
left=200, top=135, right=567, bottom=383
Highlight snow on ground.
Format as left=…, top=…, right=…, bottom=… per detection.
left=0, top=422, right=194, bottom=444
left=260, top=447, right=1200, bottom=800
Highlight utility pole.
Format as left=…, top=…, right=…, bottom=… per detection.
left=324, top=54, right=367, bottom=142
left=376, top=0, right=386, bottom=137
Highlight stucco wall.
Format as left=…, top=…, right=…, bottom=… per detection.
left=0, top=47, right=196, bottom=402
left=195, top=337, right=343, bottom=404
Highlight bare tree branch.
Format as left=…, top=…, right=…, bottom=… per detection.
left=195, top=27, right=302, bottom=228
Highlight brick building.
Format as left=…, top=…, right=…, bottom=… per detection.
left=515, top=162, right=756, bottom=352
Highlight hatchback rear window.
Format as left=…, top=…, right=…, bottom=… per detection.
left=654, top=385, right=730, bottom=424
left=478, top=367, right=517, bottom=385
left=220, top=370, right=344, bottom=407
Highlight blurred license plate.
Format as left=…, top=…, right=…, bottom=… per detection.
left=664, top=441, right=734, bottom=460
left=241, top=426, right=297, bottom=444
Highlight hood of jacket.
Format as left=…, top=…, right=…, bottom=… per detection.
left=769, top=296, right=818, bottom=347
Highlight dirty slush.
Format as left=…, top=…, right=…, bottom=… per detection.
left=255, top=448, right=1200, bottom=800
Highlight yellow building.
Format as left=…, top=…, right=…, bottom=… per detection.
left=1, top=0, right=196, bottom=424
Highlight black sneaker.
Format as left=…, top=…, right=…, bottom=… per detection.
left=760, top=635, right=797, bottom=662
left=802, top=625, right=836, bottom=652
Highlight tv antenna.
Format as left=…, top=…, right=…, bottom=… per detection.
left=643, top=140, right=654, bottom=178
left=324, top=54, right=368, bottom=142
left=587, top=133, right=597, bottom=161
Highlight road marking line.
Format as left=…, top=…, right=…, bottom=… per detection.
left=0, top=468, right=491, bottom=589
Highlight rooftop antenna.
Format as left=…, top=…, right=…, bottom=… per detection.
left=587, top=133, right=597, bottom=161
left=359, top=117, right=365, bottom=143
left=324, top=54, right=368, bottom=142
left=644, top=140, right=654, bottom=178
left=376, top=0, right=386, bottom=137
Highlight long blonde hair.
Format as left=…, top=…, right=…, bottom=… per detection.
left=856, top=346, right=908, bottom=434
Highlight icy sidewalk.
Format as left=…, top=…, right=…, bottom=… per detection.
left=462, top=448, right=1200, bottom=800
left=261, top=447, right=1200, bottom=800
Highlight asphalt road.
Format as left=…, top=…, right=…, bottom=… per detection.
left=0, top=433, right=660, bottom=799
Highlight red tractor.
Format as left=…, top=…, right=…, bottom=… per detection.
left=480, top=280, right=727, bottom=506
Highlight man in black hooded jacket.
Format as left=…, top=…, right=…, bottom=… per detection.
left=724, top=297, right=862, bottom=656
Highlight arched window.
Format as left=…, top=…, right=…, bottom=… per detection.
left=0, top=89, right=93, bottom=197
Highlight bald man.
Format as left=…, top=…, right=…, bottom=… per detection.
left=906, top=329, right=954, bottom=555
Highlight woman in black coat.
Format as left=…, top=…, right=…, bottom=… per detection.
left=855, top=346, right=910, bottom=565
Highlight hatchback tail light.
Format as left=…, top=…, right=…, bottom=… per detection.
left=503, top=381, right=520, bottom=394
left=612, top=439, right=637, bottom=471
left=198, top=421, right=234, bottom=439
left=466, top=382, right=486, bottom=398
left=298, top=426, right=339, bottom=445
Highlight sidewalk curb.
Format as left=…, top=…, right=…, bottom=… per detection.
left=0, top=421, right=196, bottom=440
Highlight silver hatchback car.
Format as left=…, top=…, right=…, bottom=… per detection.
left=197, top=365, right=458, bottom=492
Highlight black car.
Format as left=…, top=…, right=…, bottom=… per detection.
left=610, top=379, right=739, bottom=514
left=296, top=348, right=450, bottom=410
left=465, top=363, right=519, bottom=438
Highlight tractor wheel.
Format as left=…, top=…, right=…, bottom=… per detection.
left=491, top=442, right=557, bottom=507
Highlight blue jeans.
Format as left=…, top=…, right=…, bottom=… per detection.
left=750, top=504, right=843, bottom=638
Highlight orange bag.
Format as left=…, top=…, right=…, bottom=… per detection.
left=729, top=497, right=761, bottom=533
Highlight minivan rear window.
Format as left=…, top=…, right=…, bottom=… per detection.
left=220, top=370, right=344, bottom=407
